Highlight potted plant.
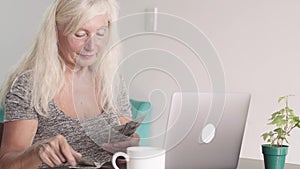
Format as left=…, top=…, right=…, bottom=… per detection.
left=261, top=95, right=300, bottom=169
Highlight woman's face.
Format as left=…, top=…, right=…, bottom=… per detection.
left=58, top=14, right=109, bottom=69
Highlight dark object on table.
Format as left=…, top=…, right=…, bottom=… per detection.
left=42, top=161, right=126, bottom=169
left=100, top=161, right=126, bottom=169
left=75, top=156, right=97, bottom=167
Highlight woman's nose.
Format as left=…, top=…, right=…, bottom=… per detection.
left=84, top=36, right=95, bottom=51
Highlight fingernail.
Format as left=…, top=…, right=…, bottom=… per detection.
left=70, top=159, right=76, bottom=166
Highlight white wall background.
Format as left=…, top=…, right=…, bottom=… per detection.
left=1, top=0, right=300, bottom=165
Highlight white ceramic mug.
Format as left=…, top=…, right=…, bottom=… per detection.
left=112, top=146, right=165, bottom=169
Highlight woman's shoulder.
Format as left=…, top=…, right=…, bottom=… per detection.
left=10, top=70, right=33, bottom=93
left=14, top=70, right=33, bottom=81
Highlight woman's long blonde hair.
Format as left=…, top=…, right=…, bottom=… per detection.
left=0, top=0, right=121, bottom=116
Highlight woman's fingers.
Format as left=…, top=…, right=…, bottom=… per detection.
left=37, top=134, right=81, bottom=167
left=38, top=142, right=58, bottom=167
left=51, top=141, right=66, bottom=163
left=71, top=147, right=83, bottom=158
left=46, top=138, right=66, bottom=164
left=57, top=136, right=79, bottom=167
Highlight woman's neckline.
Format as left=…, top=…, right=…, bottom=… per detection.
left=51, top=100, right=105, bottom=121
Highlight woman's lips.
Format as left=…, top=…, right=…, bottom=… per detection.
left=80, top=54, right=94, bottom=59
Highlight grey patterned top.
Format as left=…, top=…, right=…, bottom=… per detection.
left=4, top=71, right=131, bottom=168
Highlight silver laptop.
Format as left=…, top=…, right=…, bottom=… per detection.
left=164, top=92, right=251, bottom=169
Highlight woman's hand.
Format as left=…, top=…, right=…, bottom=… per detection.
left=102, top=133, right=140, bottom=153
left=36, top=134, right=82, bottom=167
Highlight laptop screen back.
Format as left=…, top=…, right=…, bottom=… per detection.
left=164, top=92, right=251, bottom=169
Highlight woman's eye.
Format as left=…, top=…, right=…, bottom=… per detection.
left=96, top=28, right=107, bottom=38
left=74, top=31, right=87, bottom=38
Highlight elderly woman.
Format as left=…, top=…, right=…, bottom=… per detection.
left=0, top=0, right=138, bottom=168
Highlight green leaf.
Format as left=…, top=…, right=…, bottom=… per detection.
left=290, top=116, right=300, bottom=125
left=279, top=109, right=285, bottom=115
left=287, top=108, right=294, bottom=114
left=261, top=133, right=269, bottom=141
left=278, top=120, right=288, bottom=127
left=292, top=116, right=300, bottom=122
left=274, top=128, right=284, bottom=135
left=278, top=96, right=286, bottom=103
left=270, top=111, right=281, bottom=120
left=268, top=115, right=285, bottom=126
left=278, top=94, right=294, bottom=103
left=268, top=138, right=272, bottom=143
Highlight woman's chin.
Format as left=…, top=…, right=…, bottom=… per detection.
left=76, top=56, right=98, bottom=68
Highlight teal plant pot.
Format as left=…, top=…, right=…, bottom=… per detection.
left=0, top=107, right=4, bottom=122
left=262, top=144, right=288, bottom=169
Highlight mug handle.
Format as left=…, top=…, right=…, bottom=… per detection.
left=112, top=152, right=129, bottom=169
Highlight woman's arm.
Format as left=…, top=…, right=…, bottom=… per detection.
left=0, top=120, right=80, bottom=169
left=0, top=120, right=42, bottom=169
